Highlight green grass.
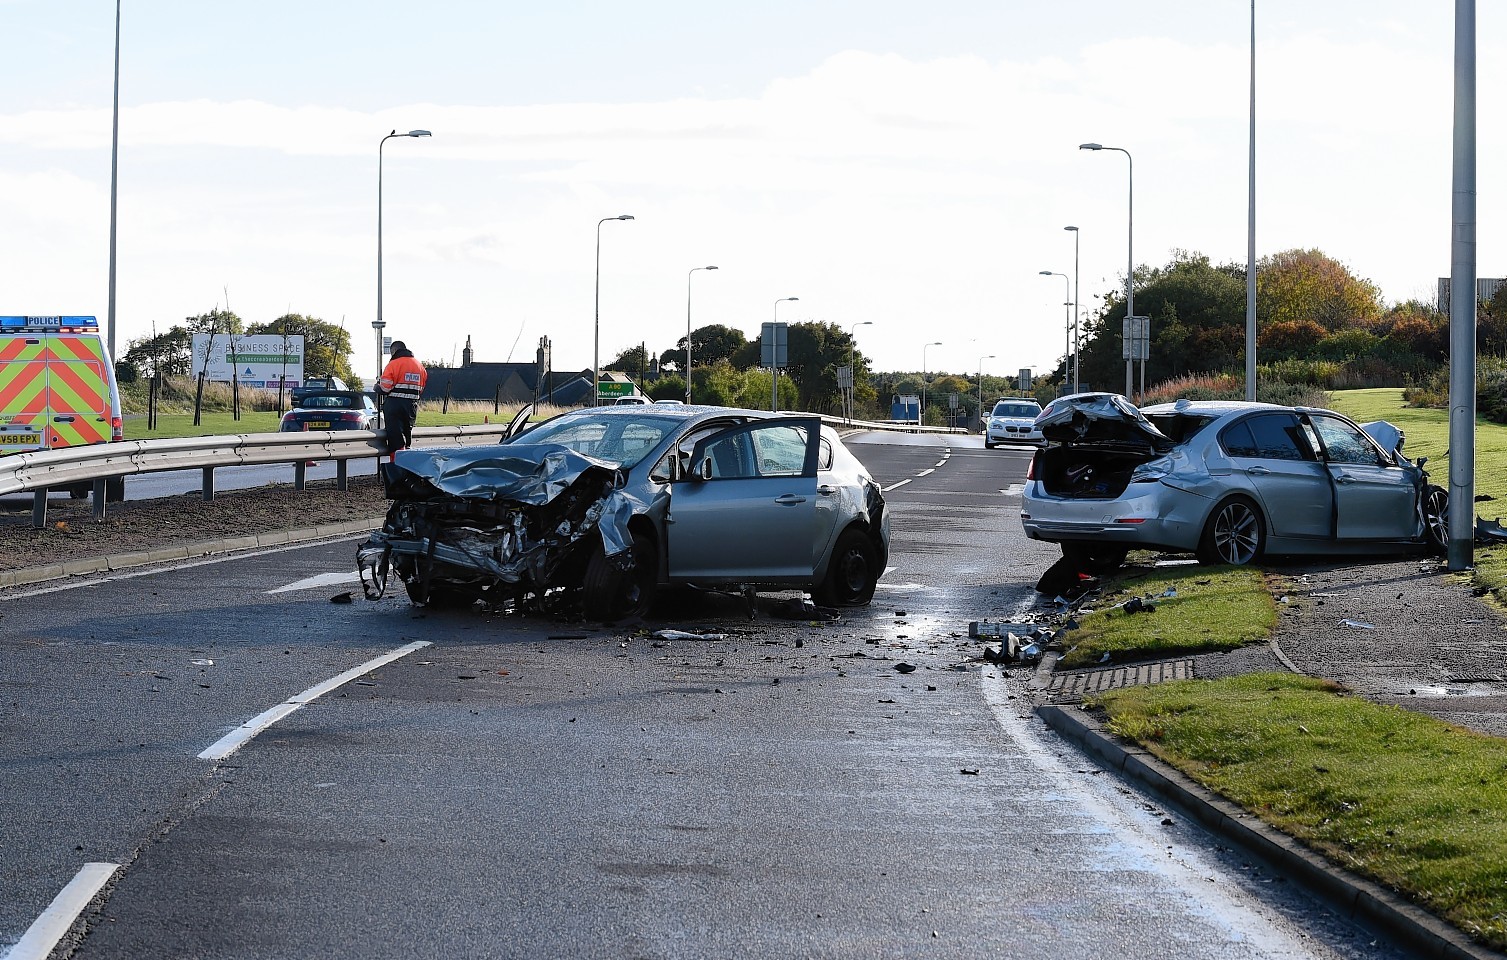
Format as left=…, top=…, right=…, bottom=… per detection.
left=1057, top=565, right=1275, bottom=669
left=1327, top=387, right=1507, bottom=504
left=122, top=403, right=515, bottom=441
left=1095, top=673, right=1507, bottom=950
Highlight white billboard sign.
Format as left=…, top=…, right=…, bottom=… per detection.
left=192, top=334, right=305, bottom=387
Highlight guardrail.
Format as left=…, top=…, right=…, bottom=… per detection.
left=1, top=414, right=967, bottom=529
left=0, top=425, right=510, bottom=528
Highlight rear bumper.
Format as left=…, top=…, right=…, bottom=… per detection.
left=1020, top=482, right=1206, bottom=552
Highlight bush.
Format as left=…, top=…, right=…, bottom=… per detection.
left=1403, top=356, right=1507, bottom=423
left=1140, top=372, right=1327, bottom=408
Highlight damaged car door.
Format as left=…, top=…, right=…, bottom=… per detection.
left=1218, top=412, right=1333, bottom=540
left=666, top=418, right=821, bottom=582
left=1304, top=412, right=1418, bottom=540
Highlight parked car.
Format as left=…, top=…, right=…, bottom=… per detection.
left=357, top=404, right=890, bottom=619
left=612, top=395, right=649, bottom=405
left=1020, top=394, right=1448, bottom=567
left=279, top=391, right=378, bottom=431
left=984, top=398, right=1044, bottom=448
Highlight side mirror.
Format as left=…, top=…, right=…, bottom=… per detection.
left=698, top=457, right=714, bottom=481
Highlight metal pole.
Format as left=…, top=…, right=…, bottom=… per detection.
left=922, top=342, right=941, bottom=424
left=1245, top=0, right=1258, bottom=401
left=1078, top=144, right=1133, bottom=399
left=107, top=0, right=120, bottom=364
left=686, top=265, right=716, bottom=403
left=848, top=320, right=872, bottom=423
left=1066, top=226, right=1080, bottom=393
left=594, top=215, right=633, bottom=407
left=1447, top=0, right=1477, bottom=570
left=977, top=354, right=994, bottom=427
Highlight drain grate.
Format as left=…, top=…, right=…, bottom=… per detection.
left=1049, top=658, right=1195, bottom=701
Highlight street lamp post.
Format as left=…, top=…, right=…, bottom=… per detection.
left=686, top=265, right=718, bottom=402
left=371, top=319, right=386, bottom=431
left=977, top=354, right=995, bottom=428
left=1065, top=226, right=1081, bottom=393
left=1079, top=143, right=1134, bottom=399
left=771, top=297, right=798, bottom=411
left=594, top=215, right=635, bottom=406
left=378, top=129, right=432, bottom=351
left=921, top=341, right=942, bottom=425
left=1039, top=271, right=1071, bottom=392
left=846, top=320, right=873, bottom=422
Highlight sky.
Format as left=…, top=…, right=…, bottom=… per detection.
left=1, top=1, right=1499, bottom=384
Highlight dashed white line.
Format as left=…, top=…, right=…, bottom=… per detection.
left=266, top=571, right=361, bottom=595
left=917, top=468, right=935, bottom=477
left=198, top=640, right=432, bottom=761
left=5, top=862, right=120, bottom=960
left=882, top=479, right=912, bottom=492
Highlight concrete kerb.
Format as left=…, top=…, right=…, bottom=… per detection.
left=0, top=517, right=385, bottom=589
left=1037, top=702, right=1501, bottom=960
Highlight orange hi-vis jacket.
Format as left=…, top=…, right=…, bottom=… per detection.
left=379, top=355, right=427, bottom=402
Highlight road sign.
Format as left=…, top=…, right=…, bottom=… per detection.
left=1018, top=368, right=1032, bottom=391
left=836, top=364, right=853, bottom=389
left=598, top=381, right=635, bottom=399
left=761, top=322, right=788, bottom=368
left=1122, top=316, right=1150, bottom=361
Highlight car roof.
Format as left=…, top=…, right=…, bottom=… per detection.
left=1140, top=399, right=1295, bottom=417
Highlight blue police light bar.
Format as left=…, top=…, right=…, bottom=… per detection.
left=0, top=316, right=99, bottom=330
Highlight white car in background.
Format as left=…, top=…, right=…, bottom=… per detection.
left=984, top=398, right=1044, bottom=448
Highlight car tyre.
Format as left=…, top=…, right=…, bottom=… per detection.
left=1196, top=496, right=1265, bottom=566
left=1423, top=485, right=1449, bottom=554
left=403, top=578, right=472, bottom=609
left=583, top=531, right=657, bottom=622
left=815, top=528, right=879, bottom=606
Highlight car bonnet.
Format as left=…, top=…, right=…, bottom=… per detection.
left=1035, top=393, right=1175, bottom=452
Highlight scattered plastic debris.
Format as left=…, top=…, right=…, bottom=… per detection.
left=189, top=658, right=214, bottom=666
left=1339, top=619, right=1375, bottom=630
left=894, top=663, right=917, bottom=673
left=959, top=768, right=980, bottom=776
left=652, top=629, right=728, bottom=641
left=969, top=621, right=1044, bottom=639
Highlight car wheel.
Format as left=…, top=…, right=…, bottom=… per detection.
left=1423, top=485, right=1449, bottom=553
left=1196, top=496, right=1265, bottom=566
left=984, top=440, right=995, bottom=449
left=583, top=531, right=657, bottom=622
left=1061, top=543, right=1128, bottom=572
left=403, top=578, right=472, bottom=609
left=815, top=528, right=879, bottom=606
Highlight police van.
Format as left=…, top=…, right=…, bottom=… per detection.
left=0, top=315, right=126, bottom=498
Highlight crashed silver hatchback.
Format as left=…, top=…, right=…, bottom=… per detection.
left=1020, top=394, right=1448, bottom=567
left=358, top=404, right=890, bottom=619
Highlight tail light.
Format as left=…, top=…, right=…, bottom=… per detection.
left=1025, top=451, right=1038, bottom=481
left=339, top=412, right=364, bottom=422
left=111, top=416, right=124, bottom=442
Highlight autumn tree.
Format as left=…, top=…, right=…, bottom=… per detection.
left=1256, top=249, right=1382, bottom=329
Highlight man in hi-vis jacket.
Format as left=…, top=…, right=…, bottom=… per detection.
left=376, top=340, right=427, bottom=458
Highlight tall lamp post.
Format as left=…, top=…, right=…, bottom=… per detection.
left=847, top=320, right=873, bottom=422
left=921, top=341, right=942, bottom=425
left=1064, top=225, right=1081, bottom=393
left=371, top=320, right=386, bottom=431
left=771, top=297, right=798, bottom=411
left=107, top=0, right=121, bottom=363
left=686, top=265, right=718, bottom=402
left=594, top=214, right=635, bottom=406
left=378, top=129, right=431, bottom=348
left=1079, top=142, right=1134, bottom=399
left=977, top=354, right=995, bottom=427
left=1039, top=270, right=1071, bottom=392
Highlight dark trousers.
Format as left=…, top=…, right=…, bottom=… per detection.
left=383, top=398, right=418, bottom=452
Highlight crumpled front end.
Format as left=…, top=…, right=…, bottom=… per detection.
left=357, top=443, right=637, bottom=611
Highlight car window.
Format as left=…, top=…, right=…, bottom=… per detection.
left=1222, top=414, right=1313, bottom=461
left=513, top=414, right=679, bottom=468
left=750, top=424, right=810, bottom=477
left=1308, top=414, right=1386, bottom=466
left=818, top=436, right=834, bottom=471
left=991, top=402, right=1040, bottom=419
left=701, top=431, right=757, bottom=478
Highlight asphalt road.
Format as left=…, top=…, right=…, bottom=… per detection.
left=0, top=434, right=1404, bottom=959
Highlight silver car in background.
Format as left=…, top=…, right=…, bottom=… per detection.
left=359, top=404, right=890, bottom=619
left=984, top=398, right=1044, bottom=448
left=1020, top=395, right=1447, bottom=567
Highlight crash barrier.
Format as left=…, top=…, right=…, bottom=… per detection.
left=0, top=425, right=510, bottom=529
left=0, top=414, right=961, bottom=529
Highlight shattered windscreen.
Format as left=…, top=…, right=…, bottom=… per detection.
left=510, top=413, right=681, bottom=469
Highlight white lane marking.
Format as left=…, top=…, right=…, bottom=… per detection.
left=266, top=571, right=361, bottom=595
left=5, top=862, right=120, bottom=960
left=978, top=672, right=1324, bottom=954
left=2, top=536, right=369, bottom=599
left=1000, top=483, right=1024, bottom=496
left=198, top=640, right=432, bottom=761
left=933, top=460, right=946, bottom=467
left=917, top=468, right=935, bottom=477
left=882, top=479, right=911, bottom=492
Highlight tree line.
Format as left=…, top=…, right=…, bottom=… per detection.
left=117, top=310, right=359, bottom=388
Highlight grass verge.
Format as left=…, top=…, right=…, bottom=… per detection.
left=1056, top=564, right=1275, bottom=669
left=1093, top=672, right=1507, bottom=951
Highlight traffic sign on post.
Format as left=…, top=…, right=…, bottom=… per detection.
left=760, top=322, right=788, bottom=368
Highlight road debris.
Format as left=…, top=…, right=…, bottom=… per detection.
left=652, top=629, right=728, bottom=641
left=1340, top=619, right=1376, bottom=630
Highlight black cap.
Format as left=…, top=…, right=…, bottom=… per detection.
left=390, top=340, right=406, bottom=353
